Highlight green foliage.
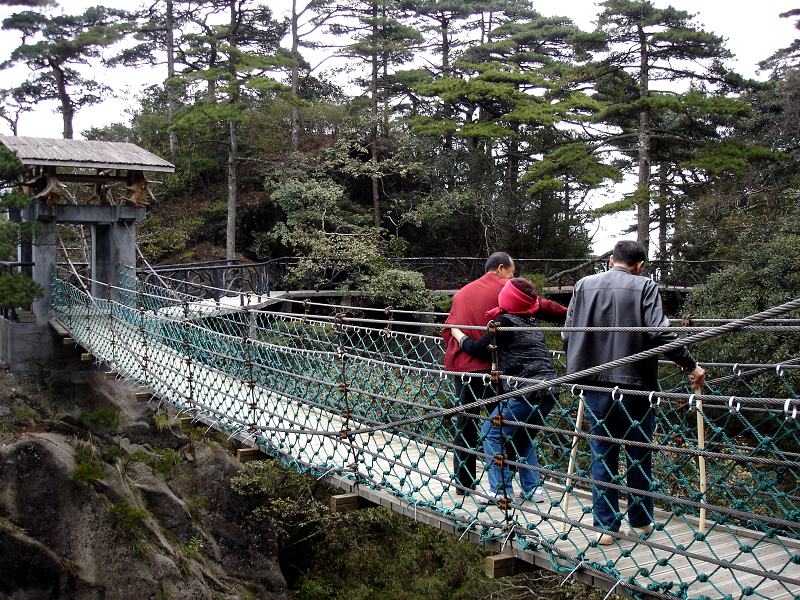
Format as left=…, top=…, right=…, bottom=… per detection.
left=0, top=272, right=42, bottom=312
left=686, top=232, right=800, bottom=368
left=361, top=268, right=435, bottom=311
left=687, top=140, right=778, bottom=176
left=184, top=536, right=204, bottom=561
left=186, top=494, right=206, bottom=519
left=151, top=448, right=181, bottom=478
left=107, top=502, right=150, bottom=537
left=71, top=460, right=105, bottom=482
left=0, top=146, right=23, bottom=182
left=72, top=441, right=105, bottom=482
left=78, top=408, right=120, bottom=433
left=123, top=447, right=182, bottom=479
left=1, top=3, right=133, bottom=137
left=230, top=461, right=487, bottom=598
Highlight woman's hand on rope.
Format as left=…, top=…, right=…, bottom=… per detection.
left=688, top=365, right=706, bottom=389
left=451, top=327, right=465, bottom=343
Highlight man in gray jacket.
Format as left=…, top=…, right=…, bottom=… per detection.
left=563, top=240, right=705, bottom=545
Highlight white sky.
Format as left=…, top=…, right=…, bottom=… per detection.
left=1, top=0, right=798, bottom=254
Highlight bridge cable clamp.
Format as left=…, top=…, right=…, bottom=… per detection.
left=461, top=372, right=471, bottom=384
left=728, top=396, right=741, bottom=414
left=776, top=363, right=785, bottom=377
left=570, top=384, right=584, bottom=399
left=687, top=394, right=697, bottom=411
left=784, top=398, right=797, bottom=421
left=458, top=516, right=479, bottom=541
left=500, top=524, right=516, bottom=552
left=561, top=560, right=586, bottom=586
left=732, top=363, right=742, bottom=377
left=602, top=579, right=624, bottom=600
left=648, top=391, right=661, bottom=408
left=611, top=386, right=623, bottom=402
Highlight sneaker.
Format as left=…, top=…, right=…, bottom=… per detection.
left=517, top=487, right=546, bottom=503
left=478, top=493, right=511, bottom=507
left=628, top=523, right=654, bottom=538
left=596, top=532, right=616, bottom=546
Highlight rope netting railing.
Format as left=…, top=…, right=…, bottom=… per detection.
left=51, top=266, right=800, bottom=600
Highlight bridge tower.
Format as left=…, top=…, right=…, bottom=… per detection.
left=0, top=135, right=174, bottom=370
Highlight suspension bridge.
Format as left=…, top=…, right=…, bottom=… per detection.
left=48, top=265, right=800, bottom=600
left=3, top=135, right=799, bottom=600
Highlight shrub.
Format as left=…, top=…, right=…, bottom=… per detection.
left=361, top=269, right=435, bottom=312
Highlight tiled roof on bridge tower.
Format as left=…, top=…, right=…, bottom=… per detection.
left=0, top=135, right=174, bottom=173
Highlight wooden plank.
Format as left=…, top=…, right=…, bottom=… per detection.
left=135, top=391, right=151, bottom=402
left=104, top=371, right=117, bottom=380
left=484, top=554, right=534, bottom=578
left=62, top=337, right=74, bottom=345
left=80, top=352, right=93, bottom=362
left=49, top=319, right=70, bottom=337
left=331, top=493, right=361, bottom=513
left=236, top=447, right=264, bottom=463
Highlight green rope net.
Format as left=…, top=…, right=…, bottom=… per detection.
left=51, top=268, right=800, bottom=600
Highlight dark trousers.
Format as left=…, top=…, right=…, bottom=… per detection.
left=452, top=376, right=498, bottom=492
left=584, top=389, right=655, bottom=531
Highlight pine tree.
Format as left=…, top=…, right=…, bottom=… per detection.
left=173, top=0, right=288, bottom=260
left=1, top=3, right=131, bottom=138
left=595, top=0, right=736, bottom=253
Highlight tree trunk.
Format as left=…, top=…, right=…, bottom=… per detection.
left=636, top=24, right=651, bottom=253
left=370, top=0, right=380, bottom=227
left=441, top=16, right=453, bottom=153
left=227, top=120, right=237, bottom=261
left=290, top=0, right=300, bottom=151
left=51, top=63, right=74, bottom=139
left=226, top=0, right=239, bottom=261
left=658, top=162, right=668, bottom=260
left=166, top=0, right=177, bottom=157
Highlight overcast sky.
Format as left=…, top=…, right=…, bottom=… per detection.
left=1, top=1, right=798, bottom=253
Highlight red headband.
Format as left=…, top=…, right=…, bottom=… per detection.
left=486, top=280, right=540, bottom=319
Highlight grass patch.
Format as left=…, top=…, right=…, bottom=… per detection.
left=184, top=536, right=204, bottom=561
left=71, top=439, right=105, bottom=482
left=123, top=447, right=182, bottom=479
left=152, top=448, right=181, bottom=478
left=102, top=443, right=125, bottom=463
left=0, top=420, right=15, bottom=441
left=71, top=461, right=105, bottom=482
left=186, top=494, right=206, bottom=518
left=107, top=502, right=150, bottom=536
left=153, top=412, right=170, bottom=432
left=13, top=408, right=38, bottom=423
left=79, top=408, right=121, bottom=433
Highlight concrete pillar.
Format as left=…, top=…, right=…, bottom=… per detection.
left=91, top=220, right=137, bottom=298
left=91, top=223, right=112, bottom=298
left=114, top=220, right=136, bottom=288
left=31, top=219, right=56, bottom=326
left=12, top=207, right=33, bottom=277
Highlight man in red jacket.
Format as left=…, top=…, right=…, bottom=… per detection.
left=443, top=252, right=515, bottom=495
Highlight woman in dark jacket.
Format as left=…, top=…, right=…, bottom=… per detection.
left=451, top=278, right=566, bottom=503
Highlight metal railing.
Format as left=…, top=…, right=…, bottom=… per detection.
left=137, top=256, right=736, bottom=299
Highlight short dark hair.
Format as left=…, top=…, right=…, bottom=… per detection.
left=509, top=277, right=538, bottom=298
left=612, top=240, right=646, bottom=266
left=485, top=252, right=513, bottom=273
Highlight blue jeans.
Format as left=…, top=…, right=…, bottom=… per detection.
left=584, top=389, right=655, bottom=532
left=481, top=391, right=556, bottom=495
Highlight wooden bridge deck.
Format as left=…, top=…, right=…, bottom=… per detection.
left=57, top=308, right=800, bottom=600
